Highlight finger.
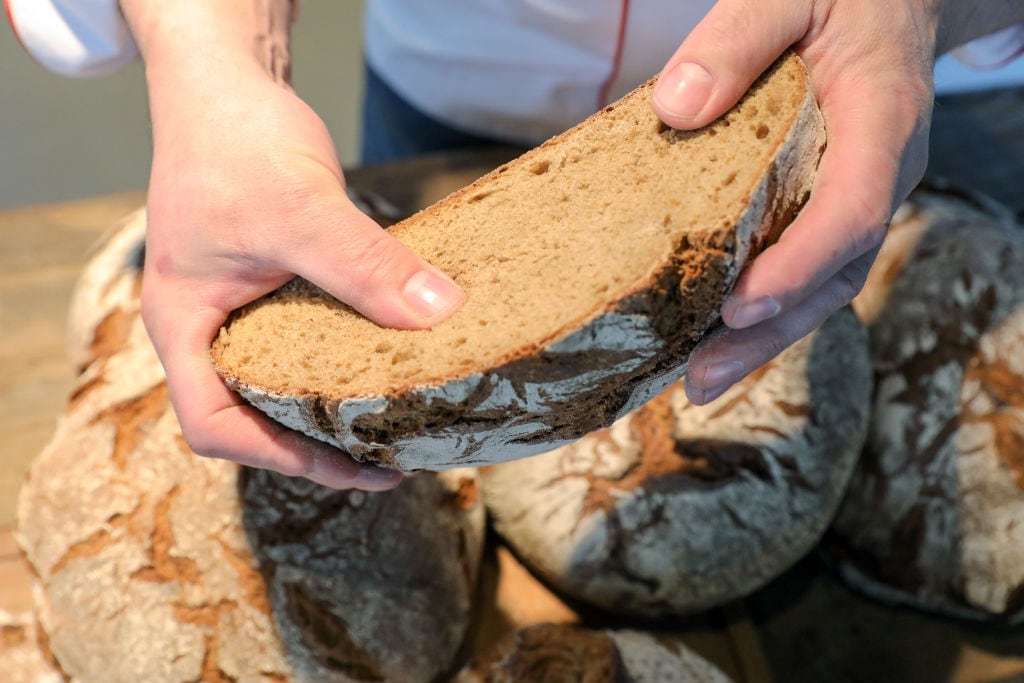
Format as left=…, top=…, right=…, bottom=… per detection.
left=684, top=248, right=878, bottom=405
left=651, top=0, right=812, bottom=129
left=282, top=197, right=467, bottom=330
left=720, top=73, right=930, bottom=329
left=141, top=281, right=403, bottom=491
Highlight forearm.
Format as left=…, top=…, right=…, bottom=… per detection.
left=119, top=0, right=295, bottom=86
left=118, top=0, right=298, bottom=161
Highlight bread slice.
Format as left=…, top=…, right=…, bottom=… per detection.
left=211, top=52, right=826, bottom=471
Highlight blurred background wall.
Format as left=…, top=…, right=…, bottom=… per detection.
left=0, top=2, right=366, bottom=209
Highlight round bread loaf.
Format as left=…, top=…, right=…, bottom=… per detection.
left=454, top=623, right=733, bottom=683
left=211, top=53, right=826, bottom=472
left=480, top=308, right=871, bottom=617
left=826, top=185, right=1024, bottom=623
left=17, top=228, right=486, bottom=682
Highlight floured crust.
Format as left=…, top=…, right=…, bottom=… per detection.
left=480, top=308, right=871, bottom=617
left=65, top=207, right=146, bottom=373
left=827, top=185, right=1024, bottom=623
left=213, top=53, right=827, bottom=471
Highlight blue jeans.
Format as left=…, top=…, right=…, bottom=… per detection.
left=360, top=65, right=507, bottom=165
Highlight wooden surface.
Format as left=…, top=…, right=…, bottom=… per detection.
left=3, top=148, right=1024, bottom=682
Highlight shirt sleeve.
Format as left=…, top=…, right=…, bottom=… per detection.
left=952, top=24, right=1024, bottom=69
left=5, top=0, right=138, bottom=77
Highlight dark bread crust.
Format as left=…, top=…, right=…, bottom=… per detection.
left=214, top=53, right=826, bottom=471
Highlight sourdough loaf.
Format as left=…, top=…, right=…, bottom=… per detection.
left=480, top=308, right=871, bottom=617
left=17, top=214, right=487, bottom=682
left=455, top=623, right=733, bottom=683
left=211, top=52, right=826, bottom=471
left=826, top=185, right=1024, bottom=623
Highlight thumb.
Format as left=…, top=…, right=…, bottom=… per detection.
left=652, top=1, right=812, bottom=129
left=284, top=198, right=466, bottom=330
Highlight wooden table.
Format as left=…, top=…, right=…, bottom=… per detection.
left=3, top=149, right=1024, bottom=682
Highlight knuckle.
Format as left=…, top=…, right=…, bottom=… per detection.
left=345, top=231, right=408, bottom=289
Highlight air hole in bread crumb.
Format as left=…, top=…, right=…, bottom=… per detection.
left=392, top=349, right=415, bottom=365
left=755, top=124, right=770, bottom=139
left=375, top=343, right=392, bottom=354
left=468, top=191, right=494, bottom=203
left=724, top=172, right=737, bottom=186
left=530, top=160, right=551, bottom=175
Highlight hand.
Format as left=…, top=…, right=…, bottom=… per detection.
left=138, top=47, right=464, bottom=489
left=650, top=0, right=1023, bottom=404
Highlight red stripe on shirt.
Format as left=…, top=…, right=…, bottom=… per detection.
left=597, top=0, right=630, bottom=109
left=4, top=0, right=29, bottom=53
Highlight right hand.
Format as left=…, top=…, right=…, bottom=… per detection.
left=140, top=58, right=466, bottom=490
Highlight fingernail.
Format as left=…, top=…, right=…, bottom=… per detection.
left=703, top=359, right=745, bottom=388
left=727, top=296, right=781, bottom=329
left=403, top=268, right=466, bottom=320
left=701, top=383, right=732, bottom=404
left=653, top=61, right=714, bottom=121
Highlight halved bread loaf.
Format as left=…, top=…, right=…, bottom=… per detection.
left=211, top=52, right=826, bottom=471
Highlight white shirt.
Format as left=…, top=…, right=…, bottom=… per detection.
left=7, top=0, right=1024, bottom=142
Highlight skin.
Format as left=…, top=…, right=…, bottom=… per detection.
left=119, top=0, right=1024, bottom=490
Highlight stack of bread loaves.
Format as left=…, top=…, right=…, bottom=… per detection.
left=16, top=209, right=488, bottom=682
left=211, top=52, right=826, bottom=473
left=826, top=184, right=1024, bottom=624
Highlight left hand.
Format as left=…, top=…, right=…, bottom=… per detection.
left=650, top=0, right=1016, bottom=404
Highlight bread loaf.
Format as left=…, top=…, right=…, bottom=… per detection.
left=826, top=185, right=1024, bottom=623
left=211, top=52, right=826, bottom=472
left=17, top=214, right=487, bottom=682
left=455, top=623, right=733, bottom=683
left=480, top=308, right=871, bottom=617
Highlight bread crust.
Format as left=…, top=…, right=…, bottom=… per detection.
left=454, top=624, right=733, bottom=683
left=214, top=53, right=826, bottom=471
